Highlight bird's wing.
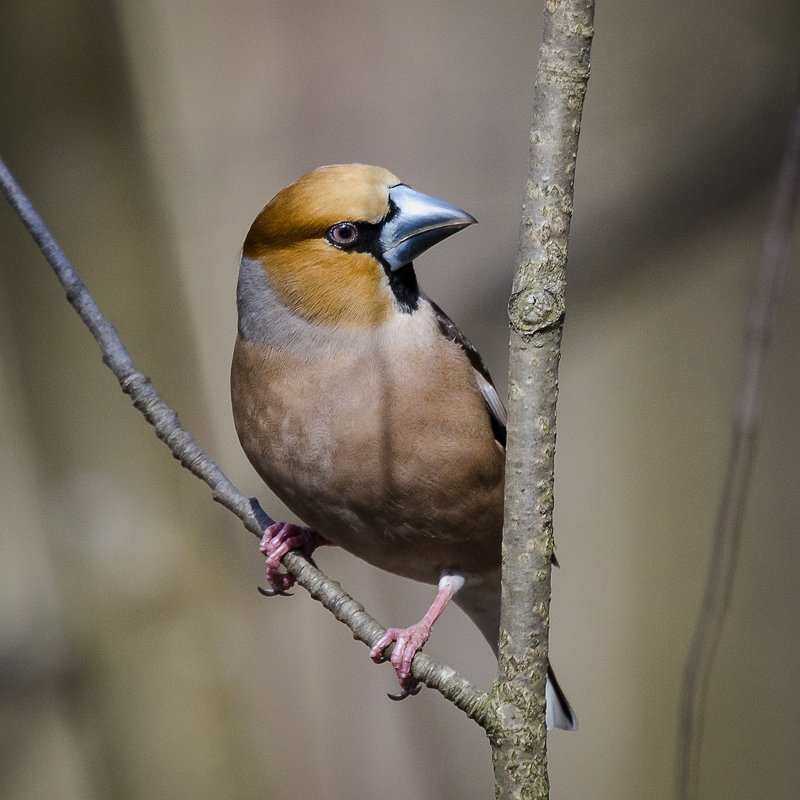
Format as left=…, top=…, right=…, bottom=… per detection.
left=426, top=297, right=507, bottom=448
left=426, top=297, right=561, bottom=568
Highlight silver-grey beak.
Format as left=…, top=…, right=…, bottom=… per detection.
left=380, top=184, right=477, bottom=271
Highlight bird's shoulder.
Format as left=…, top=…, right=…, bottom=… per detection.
left=422, top=295, right=507, bottom=448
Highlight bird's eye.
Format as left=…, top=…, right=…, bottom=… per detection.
left=327, top=222, right=360, bottom=248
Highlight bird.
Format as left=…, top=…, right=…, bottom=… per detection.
left=231, top=163, right=576, bottom=730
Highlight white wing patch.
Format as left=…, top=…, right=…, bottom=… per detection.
left=475, top=370, right=507, bottom=433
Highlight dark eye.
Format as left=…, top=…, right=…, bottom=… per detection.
left=327, top=222, right=359, bottom=248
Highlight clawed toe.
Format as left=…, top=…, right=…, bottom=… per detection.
left=258, top=522, right=326, bottom=596
left=387, top=682, right=422, bottom=701
left=370, top=623, right=432, bottom=699
left=257, top=584, right=293, bottom=598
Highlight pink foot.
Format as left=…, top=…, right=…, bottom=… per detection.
left=368, top=571, right=465, bottom=700
left=369, top=622, right=432, bottom=699
left=258, top=522, right=326, bottom=596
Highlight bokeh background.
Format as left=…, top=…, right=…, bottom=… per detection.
left=1, top=2, right=799, bottom=799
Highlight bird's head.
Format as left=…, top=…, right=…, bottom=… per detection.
left=242, top=164, right=476, bottom=327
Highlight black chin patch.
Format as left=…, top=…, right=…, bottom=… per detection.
left=374, top=197, right=420, bottom=313
left=385, top=263, right=420, bottom=313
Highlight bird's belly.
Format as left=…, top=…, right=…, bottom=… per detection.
left=232, top=340, right=504, bottom=584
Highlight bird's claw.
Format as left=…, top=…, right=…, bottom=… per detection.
left=257, top=584, right=293, bottom=598
left=258, top=522, right=325, bottom=596
left=387, top=684, right=422, bottom=701
left=370, top=622, right=432, bottom=699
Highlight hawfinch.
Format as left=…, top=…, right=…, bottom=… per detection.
left=231, top=164, right=576, bottom=730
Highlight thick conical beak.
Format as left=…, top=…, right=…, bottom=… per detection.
left=380, top=184, right=477, bottom=271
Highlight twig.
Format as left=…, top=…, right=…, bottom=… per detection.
left=0, top=155, right=491, bottom=728
left=676, top=88, right=800, bottom=800
left=492, top=2, right=594, bottom=799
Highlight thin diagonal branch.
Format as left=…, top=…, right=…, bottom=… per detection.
left=677, top=88, right=800, bottom=800
left=0, top=156, right=491, bottom=729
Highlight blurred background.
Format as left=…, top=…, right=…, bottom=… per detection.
left=1, top=1, right=798, bottom=798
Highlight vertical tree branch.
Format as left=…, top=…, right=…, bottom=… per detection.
left=676, top=88, right=800, bottom=800
left=492, top=2, right=594, bottom=798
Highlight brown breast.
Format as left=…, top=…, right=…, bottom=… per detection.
left=231, top=314, right=504, bottom=585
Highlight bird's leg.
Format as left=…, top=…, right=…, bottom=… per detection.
left=258, top=522, right=328, bottom=596
left=369, top=570, right=465, bottom=699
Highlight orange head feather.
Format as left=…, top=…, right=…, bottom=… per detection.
left=243, top=165, right=399, bottom=328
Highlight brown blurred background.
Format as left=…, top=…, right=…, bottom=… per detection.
left=1, top=2, right=799, bottom=799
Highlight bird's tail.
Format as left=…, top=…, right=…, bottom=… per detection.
left=544, top=663, right=577, bottom=731
left=455, top=582, right=577, bottom=731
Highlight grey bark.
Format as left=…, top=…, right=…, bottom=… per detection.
left=491, top=2, right=594, bottom=798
